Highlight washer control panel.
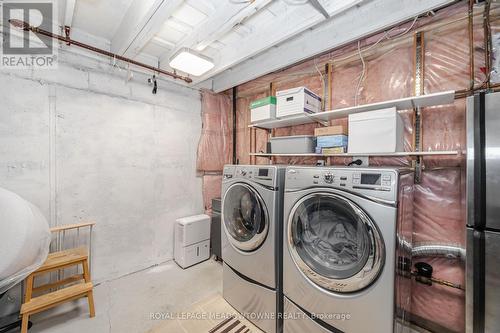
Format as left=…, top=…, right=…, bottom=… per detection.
left=323, top=172, right=334, bottom=184
left=286, top=166, right=400, bottom=202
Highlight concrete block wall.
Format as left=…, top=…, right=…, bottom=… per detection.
left=0, top=48, right=203, bottom=284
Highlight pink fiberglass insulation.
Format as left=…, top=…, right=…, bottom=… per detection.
left=202, top=175, right=222, bottom=214
left=411, top=169, right=466, bottom=332
left=411, top=258, right=465, bottom=333
left=413, top=169, right=465, bottom=246
left=197, top=90, right=232, bottom=172
left=236, top=95, right=251, bottom=165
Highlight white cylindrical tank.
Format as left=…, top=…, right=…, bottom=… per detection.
left=0, top=187, right=51, bottom=294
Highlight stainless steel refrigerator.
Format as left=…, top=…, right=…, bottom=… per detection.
left=466, top=91, right=500, bottom=333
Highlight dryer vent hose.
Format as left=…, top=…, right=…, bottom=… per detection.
left=412, top=243, right=466, bottom=262
left=398, top=238, right=466, bottom=262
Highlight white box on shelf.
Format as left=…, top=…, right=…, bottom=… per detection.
left=348, top=107, right=404, bottom=153
left=250, top=96, right=276, bottom=123
left=174, top=214, right=211, bottom=269
left=276, top=87, right=321, bottom=118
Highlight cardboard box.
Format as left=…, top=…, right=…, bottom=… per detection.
left=276, top=87, right=321, bottom=118
left=250, top=96, right=276, bottom=123
left=321, top=147, right=348, bottom=154
left=316, top=135, right=348, bottom=148
left=314, top=125, right=348, bottom=137
left=348, top=107, right=404, bottom=153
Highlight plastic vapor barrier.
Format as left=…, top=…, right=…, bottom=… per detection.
left=202, top=174, right=222, bottom=214
left=197, top=90, right=232, bottom=172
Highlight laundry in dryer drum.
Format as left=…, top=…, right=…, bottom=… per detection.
left=316, top=135, right=348, bottom=148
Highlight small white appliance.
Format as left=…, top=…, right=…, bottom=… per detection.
left=174, top=214, right=211, bottom=269
left=348, top=107, right=404, bottom=153
left=276, top=87, right=321, bottom=118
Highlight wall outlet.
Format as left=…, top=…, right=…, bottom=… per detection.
left=352, top=156, right=369, bottom=166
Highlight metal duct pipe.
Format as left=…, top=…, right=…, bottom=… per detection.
left=8, top=19, right=193, bottom=84
left=412, top=243, right=466, bottom=261
left=398, top=238, right=466, bottom=262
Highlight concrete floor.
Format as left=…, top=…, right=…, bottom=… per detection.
left=28, top=259, right=223, bottom=333
left=23, top=258, right=428, bottom=333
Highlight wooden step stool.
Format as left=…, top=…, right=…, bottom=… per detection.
left=20, top=247, right=95, bottom=333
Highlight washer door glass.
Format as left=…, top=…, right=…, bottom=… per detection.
left=223, top=183, right=268, bottom=252
left=289, top=193, right=384, bottom=293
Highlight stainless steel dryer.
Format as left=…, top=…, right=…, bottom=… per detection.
left=221, top=165, right=286, bottom=333
left=282, top=166, right=414, bottom=333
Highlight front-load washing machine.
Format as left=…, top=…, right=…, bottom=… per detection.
left=282, top=166, right=414, bottom=333
left=221, top=164, right=286, bottom=333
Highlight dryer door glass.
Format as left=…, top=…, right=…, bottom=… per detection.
left=223, top=183, right=268, bottom=252
left=288, top=193, right=384, bottom=293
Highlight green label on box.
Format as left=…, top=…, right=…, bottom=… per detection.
left=250, top=96, right=276, bottom=109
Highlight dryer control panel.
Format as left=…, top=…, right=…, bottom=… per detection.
left=286, top=166, right=400, bottom=202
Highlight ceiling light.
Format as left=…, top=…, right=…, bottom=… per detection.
left=169, top=48, right=214, bottom=77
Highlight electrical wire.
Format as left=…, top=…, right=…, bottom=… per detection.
left=349, top=15, right=419, bottom=105
left=314, top=57, right=326, bottom=108
left=354, top=40, right=366, bottom=106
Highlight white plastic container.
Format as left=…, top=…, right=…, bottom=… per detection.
left=250, top=96, right=276, bottom=123
left=348, top=107, right=404, bottom=153
left=174, top=214, right=211, bottom=269
left=276, top=87, right=321, bottom=118
left=270, top=135, right=316, bottom=154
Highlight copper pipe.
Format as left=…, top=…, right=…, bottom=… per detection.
left=455, top=82, right=500, bottom=99
left=8, top=19, right=193, bottom=83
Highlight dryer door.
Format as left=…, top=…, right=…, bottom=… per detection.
left=288, top=192, right=384, bottom=293
left=222, top=183, right=269, bottom=252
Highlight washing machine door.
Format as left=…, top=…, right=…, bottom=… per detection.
left=288, top=192, right=384, bottom=293
left=223, top=183, right=269, bottom=252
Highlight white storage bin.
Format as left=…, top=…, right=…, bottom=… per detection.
left=174, top=214, right=211, bottom=268
left=348, top=107, right=404, bottom=153
left=250, top=97, right=276, bottom=123
left=270, top=135, right=316, bottom=154
left=276, top=87, right=321, bottom=118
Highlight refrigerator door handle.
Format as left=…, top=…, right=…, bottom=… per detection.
left=467, top=92, right=486, bottom=229
left=467, top=95, right=475, bottom=227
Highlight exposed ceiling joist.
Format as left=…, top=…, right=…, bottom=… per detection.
left=158, top=0, right=262, bottom=66
left=194, top=0, right=273, bottom=52
left=64, top=0, right=76, bottom=27
left=152, top=36, right=176, bottom=49
left=111, top=0, right=183, bottom=58
left=308, top=0, right=331, bottom=19
left=191, top=0, right=364, bottom=85
left=204, top=0, right=456, bottom=92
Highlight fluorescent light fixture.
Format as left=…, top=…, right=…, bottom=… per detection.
left=169, top=48, right=214, bottom=77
